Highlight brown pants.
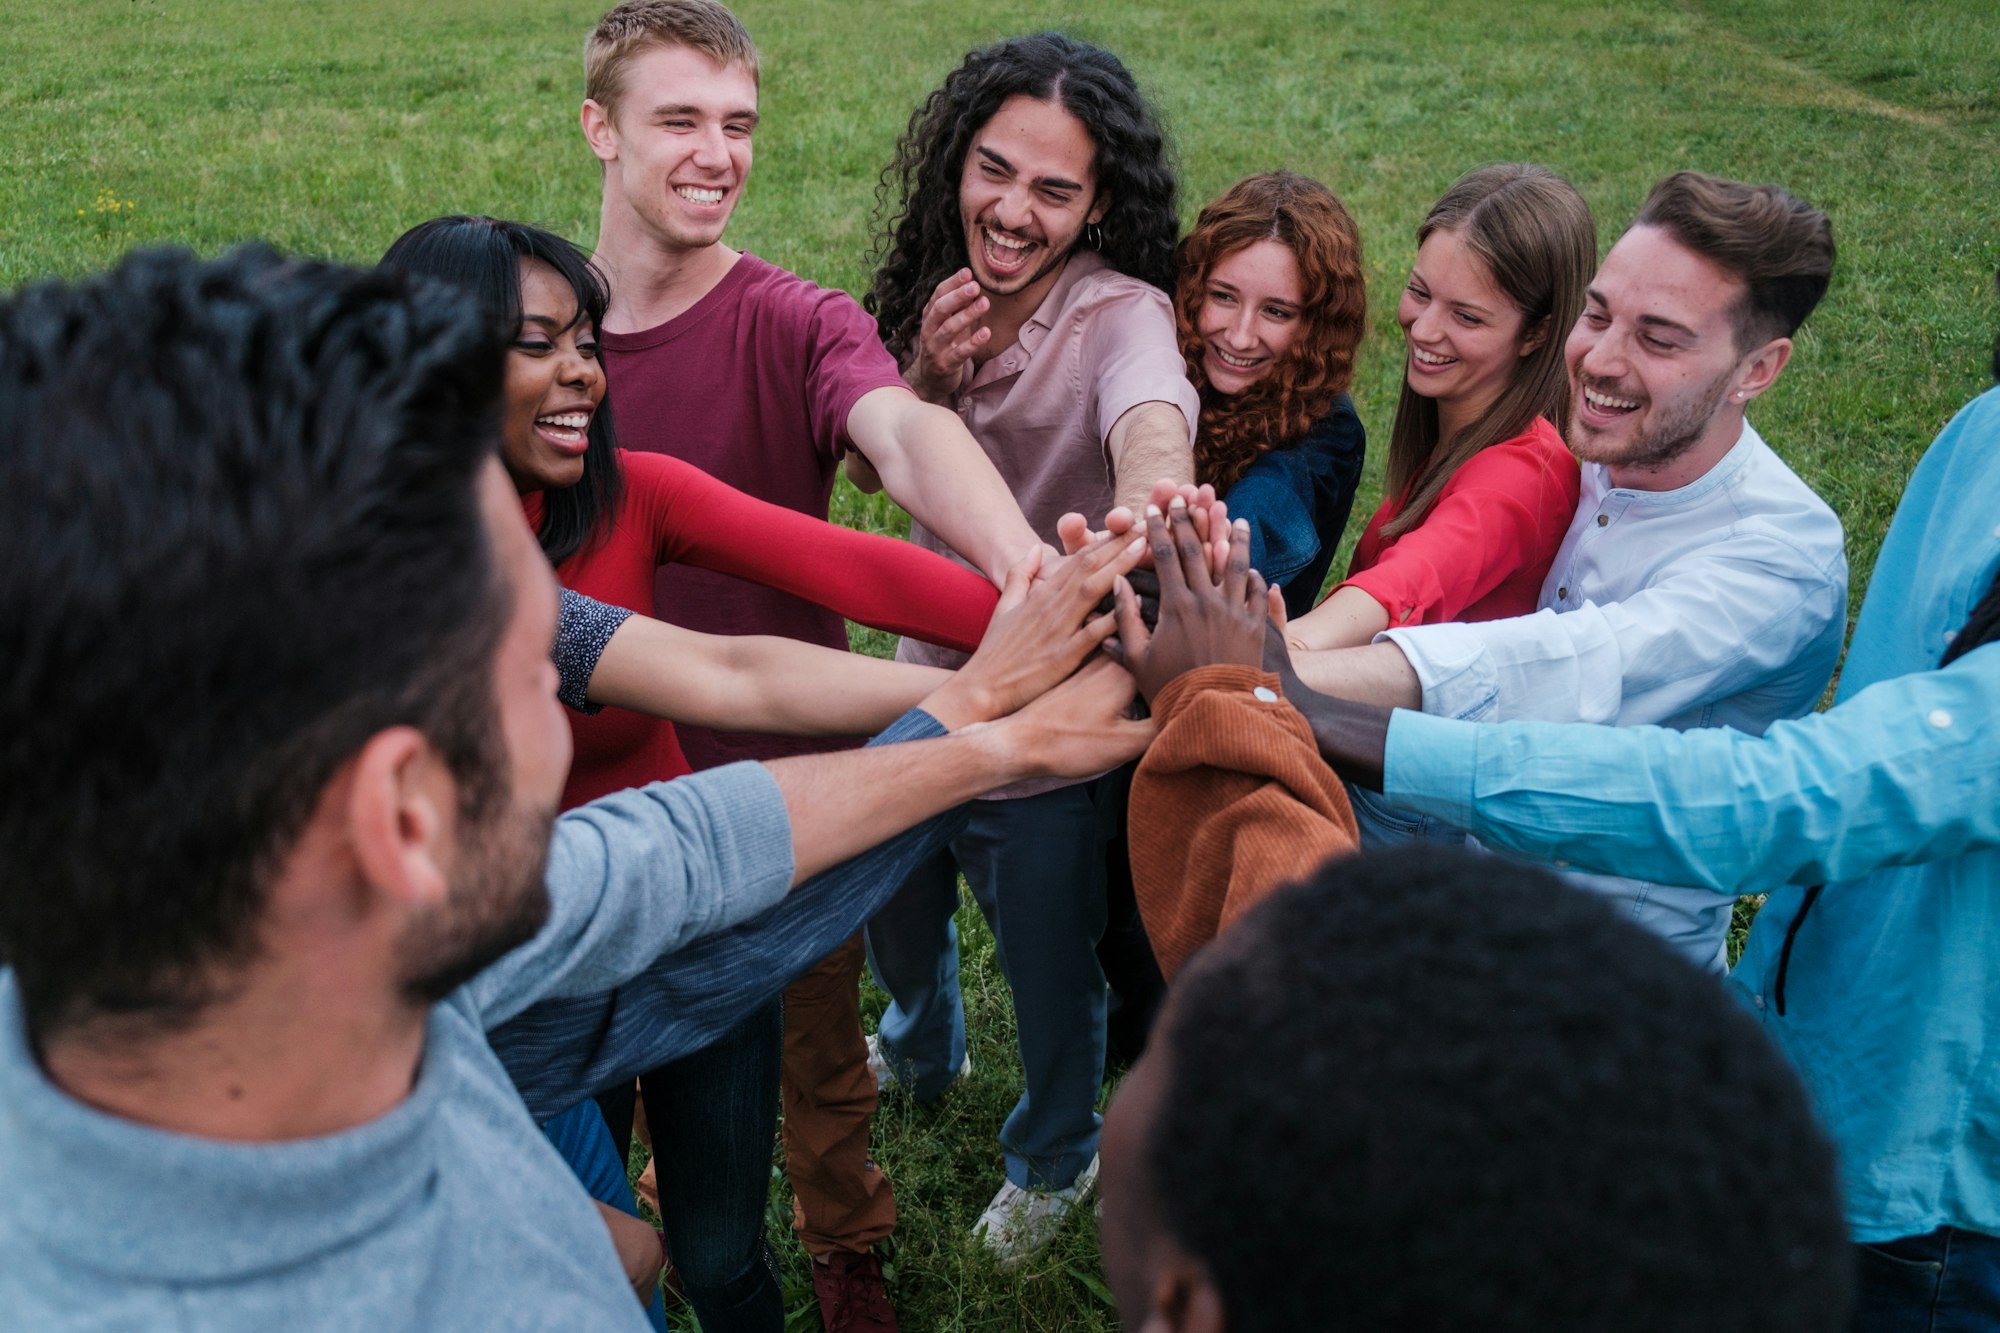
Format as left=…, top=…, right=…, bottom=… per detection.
left=782, top=931, right=896, bottom=1256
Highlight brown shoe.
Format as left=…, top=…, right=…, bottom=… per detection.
left=812, top=1250, right=899, bottom=1333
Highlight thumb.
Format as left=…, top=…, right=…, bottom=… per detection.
left=996, top=546, right=1040, bottom=609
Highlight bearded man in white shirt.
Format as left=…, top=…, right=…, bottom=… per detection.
left=1287, top=171, right=1846, bottom=970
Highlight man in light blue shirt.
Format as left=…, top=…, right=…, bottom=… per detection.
left=0, top=246, right=1149, bottom=1330
left=1273, top=382, right=2000, bottom=1331
left=1289, top=172, right=1846, bottom=971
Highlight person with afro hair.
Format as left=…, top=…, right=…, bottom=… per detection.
left=1096, top=845, right=1851, bottom=1333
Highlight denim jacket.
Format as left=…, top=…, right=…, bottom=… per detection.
left=1222, top=393, right=1367, bottom=619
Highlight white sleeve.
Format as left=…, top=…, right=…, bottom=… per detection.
left=1386, top=528, right=1847, bottom=726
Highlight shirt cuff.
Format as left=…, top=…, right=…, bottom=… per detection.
left=1382, top=709, right=1481, bottom=829
left=871, top=708, right=949, bottom=745
left=554, top=589, right=633, bottom=715
left=1380, top=623, right=1498, bottom=721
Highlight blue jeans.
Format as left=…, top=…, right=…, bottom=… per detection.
left=866, top=774, right=1123, bottom=1191
left=1854, top=1227, right=2000, bottom=1332
left=1346, top=782, right=1464, bottom=851
left=638, top=998, right=785, bottom=1333
left=540, top=1101, right=668, bottom=1333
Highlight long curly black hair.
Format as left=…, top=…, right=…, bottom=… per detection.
left=866, top=32, right=1179, bottom=364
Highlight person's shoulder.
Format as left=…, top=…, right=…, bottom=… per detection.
left=1453, top=417, right=1578, bottom=489
left=1067, top=256, right=1172, bottom=314
left=734, top=252, right=870, bottom=319
left=1731, top=422, right=1842, bottom=530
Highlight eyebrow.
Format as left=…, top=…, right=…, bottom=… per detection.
left=1585, top=287, right=1700, bottom=341
left=650, top=101, right=760, bottom=127
left=974, top=146, right=1085, bottom=194
left=519, top=311, right=591, bottom=336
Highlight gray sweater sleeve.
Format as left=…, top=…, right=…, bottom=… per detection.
left=491, top=709, right=965, bottom=1118
left=554, top=588, right=632, bottom=715
left=465, top=761, right=796, bottom=1029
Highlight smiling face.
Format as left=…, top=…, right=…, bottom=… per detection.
left=1397, top=226, right=1538, bottom=433
left=587, top=42, right=758, bottom=256
left=500, top=259, right=603, bottom=495
left=957, top=94, right=1107, bottom=310
left=1565, top=224, right=1763, bottom=479
left=1194, top=238, right=1303, bottom=396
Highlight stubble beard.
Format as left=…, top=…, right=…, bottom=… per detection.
left=1570, top=367, right=1734, bottom=475
left=396, top=793, right=557, bottom=1006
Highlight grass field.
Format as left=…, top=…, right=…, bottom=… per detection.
left=6, top=1, right=1998, bottom=1328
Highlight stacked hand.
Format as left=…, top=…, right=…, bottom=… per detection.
left=1114, top=499, right=1284, bottom=705
left=920, top=528, right=1155, bottom=780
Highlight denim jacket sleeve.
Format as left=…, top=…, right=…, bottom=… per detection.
left=1221, top=394, right=1367, bottom=619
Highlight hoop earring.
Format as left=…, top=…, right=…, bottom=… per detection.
left=1086, top=222, right=1104, bottom=250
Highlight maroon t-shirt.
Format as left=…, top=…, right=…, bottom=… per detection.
left=601, top=251, right=908, bottom=769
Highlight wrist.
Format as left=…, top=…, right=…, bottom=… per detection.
left=918, top=675, right=1000, bottom=733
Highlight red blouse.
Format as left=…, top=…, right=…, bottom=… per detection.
left=525, top=450, right=999, bottom=810
left=1335, top=416, right=1579, bottom=627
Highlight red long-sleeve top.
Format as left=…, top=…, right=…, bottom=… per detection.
left=1334, top=416, right=1579, bottom=626
left=526, top=450, right=999, bottom=810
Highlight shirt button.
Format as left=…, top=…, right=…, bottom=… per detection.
left=1753, top=994, right=1767, bottom=1010
left=1252, top=686, right=1278, bottom=703
left=1993, top=525, right=2000, bottom=539
left=1929, top=709, right=1954, bottom=729
left=1557, top=586, right=1569, bottom=599
left=1596, top=513, right=1609, bottom=527
left=1945, top=629, right=1958, bottom=643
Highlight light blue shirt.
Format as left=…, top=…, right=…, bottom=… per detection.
left=1383, top=421, right=1848, bottom=967
left=1384, top=385, right=2000, bottom=1241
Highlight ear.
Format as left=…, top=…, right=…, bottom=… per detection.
left=1130, top=1253, right=1228, bottom=1333
left=1087, top=192, right=1111, bottom=227
left=1732, top=335, right=1793, bottom=403
left=1517, top=314, right=1550, bottom=359
left=344, top=725, right=455, bottom=914
left=580, top=98, right=619, bottom=165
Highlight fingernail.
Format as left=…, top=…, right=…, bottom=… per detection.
left=1127, top=536, right=1145, bottom=552
left=1145, top=504, right=1161, bottom=518
left=1234, top=518, right=1249, bottom=531
left=1169, top=496, right=1186, bottom=511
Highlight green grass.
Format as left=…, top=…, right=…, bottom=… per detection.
left=7, top=1, right=1998, bottom=1327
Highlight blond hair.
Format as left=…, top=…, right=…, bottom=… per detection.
left=585, top=0, right=760, bottom=115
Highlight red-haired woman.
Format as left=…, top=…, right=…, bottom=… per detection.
left=1175, top=171, right=1370, bottom=620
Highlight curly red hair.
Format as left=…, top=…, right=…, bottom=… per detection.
left=1176, top=172, right=1366, bottom=491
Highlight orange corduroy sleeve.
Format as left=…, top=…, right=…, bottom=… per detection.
left=1129, top=664, right=1361, bottom=979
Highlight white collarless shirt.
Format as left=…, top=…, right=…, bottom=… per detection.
left=1385, top=421, right=1848, bottom=966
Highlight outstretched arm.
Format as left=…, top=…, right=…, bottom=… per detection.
left=587, top=612, right=949, bottom=738
left=1382, top=644, right=2000, bottom=893
left=843, top=384, right=1044, bottom=588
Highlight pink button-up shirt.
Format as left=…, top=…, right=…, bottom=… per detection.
left=902, top=250, right=1199, bottom=673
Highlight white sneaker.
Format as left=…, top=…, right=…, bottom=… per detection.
left=865, top=1032, right=970, bottom=1094
left=973, top=1154, right=1099, bottom=1269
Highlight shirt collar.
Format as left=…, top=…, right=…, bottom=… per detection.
left=961, top=250, right=1110, bottom=392
left=1594, top=418, right=1760, bottom=508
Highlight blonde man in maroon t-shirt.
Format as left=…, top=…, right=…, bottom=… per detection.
left=573, top=3, right=1056, bottom=1330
